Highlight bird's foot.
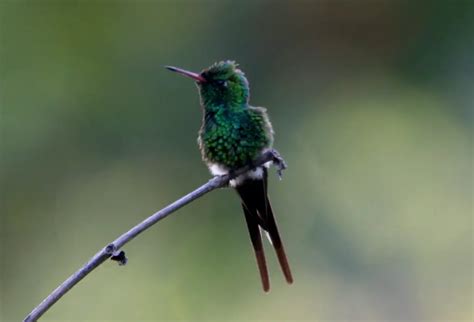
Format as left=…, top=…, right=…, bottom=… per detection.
left=213, top=170, right=236, bottom=187
left=267, top=149, right=288, bottom=180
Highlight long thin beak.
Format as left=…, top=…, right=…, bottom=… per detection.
left=165, top=66, right=206, bottom=83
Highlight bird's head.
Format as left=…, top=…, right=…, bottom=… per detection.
left=166, top=60, right=250, bottom=108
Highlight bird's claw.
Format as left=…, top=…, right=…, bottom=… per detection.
left=213, top=170, right=236, bottom=187
left=268, top=149, right=287, bottom=180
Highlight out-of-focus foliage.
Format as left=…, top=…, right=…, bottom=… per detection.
left=1, top=1, right=472, bottom=321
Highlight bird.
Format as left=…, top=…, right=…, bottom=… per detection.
left=165, top=61, right=293, bottom=292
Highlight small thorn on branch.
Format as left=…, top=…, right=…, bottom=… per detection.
left=111, top=250, right=128, bottom=266
left=105, top=243, right=127, bottom=265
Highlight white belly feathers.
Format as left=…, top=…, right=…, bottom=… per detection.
left=207, top=162, right=271, bottom=187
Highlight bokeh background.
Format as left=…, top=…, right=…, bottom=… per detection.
left=1, top=1, right=472, bottom=321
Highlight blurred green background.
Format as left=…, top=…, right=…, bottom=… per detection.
left=1, top=1, right=472, bottom=321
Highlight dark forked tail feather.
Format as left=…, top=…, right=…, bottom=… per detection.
left=240, top=203, right=270, bottom=292
left=236, top=168, right=293, bottom=292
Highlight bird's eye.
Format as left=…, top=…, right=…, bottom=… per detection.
left=216, top=80, right=228, bottom=87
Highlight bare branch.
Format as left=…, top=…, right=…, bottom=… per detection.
left=23, top=149, right=286, bottom=322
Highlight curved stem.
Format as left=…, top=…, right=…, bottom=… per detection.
left=23, top=149, right=285, bottom=322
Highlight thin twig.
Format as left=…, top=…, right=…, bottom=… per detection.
left=23, top=149, right=286, bottom=322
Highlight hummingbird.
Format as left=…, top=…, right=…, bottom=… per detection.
left=166, top=61, right=293, bottom=292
